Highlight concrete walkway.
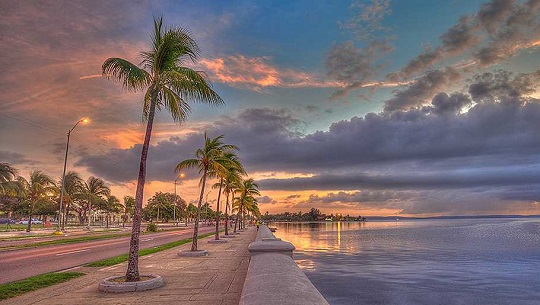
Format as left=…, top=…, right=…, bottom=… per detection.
left=2, top=227, right=256, bottom=305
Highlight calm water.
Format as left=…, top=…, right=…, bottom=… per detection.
left=271, top=219, right=540, bottom=305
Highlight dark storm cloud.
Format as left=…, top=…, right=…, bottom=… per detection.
left=257, top=164, right=540, bottom=191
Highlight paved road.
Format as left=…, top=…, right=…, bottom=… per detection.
left=0, top=226, right=216, bottom=284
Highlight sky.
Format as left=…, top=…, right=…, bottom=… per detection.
left=1, top=0, right=540, bottom=217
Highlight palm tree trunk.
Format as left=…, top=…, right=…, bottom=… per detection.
left=26, top=201, right=34, bottom=232
left=192, top=171, right=207, bottom=251
left=234, top=195, right=244, bottom=232
left=125, top=94, right=157, bottom=282
left=233, top=194, right=238, bottom=233
left=214, top=179, right=223, bottom=240
left=224, top=191, right=229, bottom=236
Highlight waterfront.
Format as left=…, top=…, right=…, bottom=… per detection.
left=272, top=219, right=540, bottom=305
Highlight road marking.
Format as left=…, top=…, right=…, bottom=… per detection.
left=55, top=248, right=90, bottom=256
left=141, top=238, right=154, bottom=241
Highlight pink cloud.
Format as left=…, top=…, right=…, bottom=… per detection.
left=199, top=55, right=345, bottom=90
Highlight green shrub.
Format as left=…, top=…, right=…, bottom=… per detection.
left=146, top=222, right=158, bottom=232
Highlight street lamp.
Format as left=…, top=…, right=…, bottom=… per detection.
left=174, top=173, right=185, bottom=226
left=58, top=118, right=89, bottom=232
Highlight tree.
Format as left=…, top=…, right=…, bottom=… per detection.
left=234, top=178, right=260, bottom=232
left=102, top=16, right=223, bottom=281
left=18, top=171, right=56, bottom=232
left=98, top=195, right=122, bottom=228
left=213, top=152, right=244, bottom=237
left=78, top=177, right=110, bottom=226
left=211, top=151, right=243, bottom=240
left=0, top=163, right=19, bottom=196
left=143, top=192, right=183, bottom=222
left=175, top=134, right=236, bottom=251
left=59, top=171, right=84, bottom=229
left=122, top=196, right=135, bottom=227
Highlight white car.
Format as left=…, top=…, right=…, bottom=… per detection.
left=18, top=219, right=43, bottom=225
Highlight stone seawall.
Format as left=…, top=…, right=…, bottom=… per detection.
left=239, top=225, right=330, bottom=305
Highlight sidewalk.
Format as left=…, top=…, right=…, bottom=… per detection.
left=2, top=227, right=256, bottom=305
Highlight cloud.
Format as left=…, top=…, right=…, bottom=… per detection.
left=78, top=71, right=540, bottom=203
left=326, top=0, right=396, bottom=97
left=199, top=55, right=343, bottom=90
left=391, top=0, right=540, bottom=79
left=341, top=0, right=392, bottom=39
left=326, top=40, right=394, bottom=97
left=256, top=195, right=276, bottom=204
left=383, top=68, right=461, bottom=111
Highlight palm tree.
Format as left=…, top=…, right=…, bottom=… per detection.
left=122, top=196, right=135, bottom=227
left=103, top=195, right=122, bottom=228
left=59, top=171, right=84, bottom=230
left=0, top=163, right=19, bottom=196
left=18, top=171, right=56, bottom=232
left=212, top=152, right=244, bottom=238
left=102, top=16, right=223, bottom=281
left=234, top=178, right=260, bottom=232
left=81, top=177, right=110, bottom=227
left=175, top=134, right=237, bottom=251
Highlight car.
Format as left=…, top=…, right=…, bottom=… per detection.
left=0, top=218, right=16, bottom=224
left=17, top=219, right=43, bottom=225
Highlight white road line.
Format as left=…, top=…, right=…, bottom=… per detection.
left=141, top=238, right=154, bottom=241
left=55, top=248, right=90, bottom=256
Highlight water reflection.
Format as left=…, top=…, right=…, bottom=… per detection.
left=271, top=219, right=540, bottom=305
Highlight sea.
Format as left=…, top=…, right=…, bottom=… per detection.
left=271, top=218, right=540, bottom=305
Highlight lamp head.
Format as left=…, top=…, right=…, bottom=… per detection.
left=180, top=173, right=185, bottom=178
left=81, top=118, right=89, bottom=124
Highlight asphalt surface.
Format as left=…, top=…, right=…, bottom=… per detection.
left=0, top=225, right=216, bottom=284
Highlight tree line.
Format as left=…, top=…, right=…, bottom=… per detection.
left=0, top=163, right=137, bottom=231
left=262, top=207, right=367, bottom=222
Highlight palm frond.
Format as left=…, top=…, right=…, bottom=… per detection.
left=102, top=58, right=150, bottom=91
left=175, top=159, right=200, bottom=172
left=166, top=67, right=224, bottom=106
left=159, top=86, right=190, bottom=122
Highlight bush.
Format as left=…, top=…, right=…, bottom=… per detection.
left=146, top=222, right=158, bottom=232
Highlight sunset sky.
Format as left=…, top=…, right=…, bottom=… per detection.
left=2, top=0, right=540, bottom=217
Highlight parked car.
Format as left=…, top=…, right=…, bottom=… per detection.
left=17, top=219, right=43, bottom=225
left=0, top=218, right=16, bottom=224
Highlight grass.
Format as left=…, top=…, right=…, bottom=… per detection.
left=86, top=231, right=217, bottom=267
left=0, top=233, right=133, bottom=251
left=0, top=224, right=44, bottom=232
left=0, top=272, right=85, bottom=300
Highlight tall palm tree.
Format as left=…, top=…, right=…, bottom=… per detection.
left=234, top=178, right=260, bottom=232
left=19, top=171, right=56, bottom=232
left=81, top=177, right=110, bottom=227
left=102, top=16, right=223, bottom=281
left=212, top=152, right=244, bottom=238
left=175, top=134, right=236, bottom=251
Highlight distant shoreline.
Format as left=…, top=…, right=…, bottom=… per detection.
left=269, top=214, right=540, bottom=222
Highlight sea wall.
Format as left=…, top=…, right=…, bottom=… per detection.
left=239, top=225, right=330, bottom=305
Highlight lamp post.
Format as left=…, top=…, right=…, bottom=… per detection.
left=58, top=118, right=88, bottom=232
left=174, top=173, right=185, bottom=226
